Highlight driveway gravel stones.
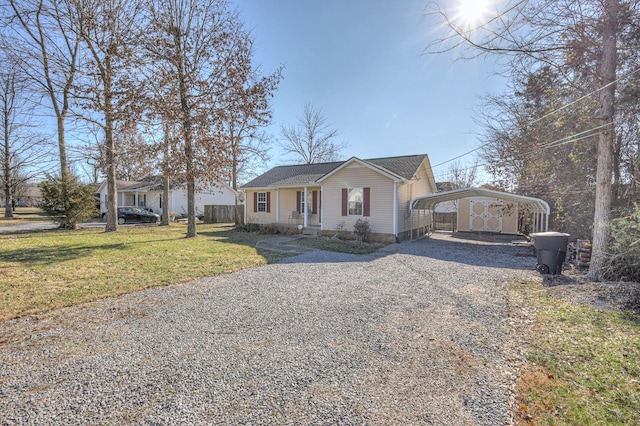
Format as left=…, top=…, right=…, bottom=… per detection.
left=0, top=233, right=537, bottom=425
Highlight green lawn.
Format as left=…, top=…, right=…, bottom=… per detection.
left=0, top=207, right=51, bottom=226
left=0, top=223, right=291, bottom=320
left=512, top=280, right=640, bottom=425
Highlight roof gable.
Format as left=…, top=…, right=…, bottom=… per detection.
left=316, top=157, right=404, bottom=183
left=241, top=154, right=431, bottom=189
left=364, top=154, right=429, bottom=180
left=240, top=162, right=342, bottom=188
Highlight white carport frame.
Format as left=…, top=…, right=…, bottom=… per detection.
left=409, top=187, right=550, bottom=240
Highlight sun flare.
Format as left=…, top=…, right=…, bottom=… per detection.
left=454, top=0, right=492, bottom=29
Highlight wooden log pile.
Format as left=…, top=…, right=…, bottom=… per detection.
left=568, top=239, right=592, bottom=269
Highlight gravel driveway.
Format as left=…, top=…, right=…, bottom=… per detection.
left=0, top=233, right=537, bottom=425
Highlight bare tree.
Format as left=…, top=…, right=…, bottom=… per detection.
left=5, top=0, right=81, bottom=181
left=426, top=0, right=628, bottom=280
left=74, top=0, right=145, bottom=232
left=0, top=57, right=53, bottom=217
left=112, top=124, right=156, bottom=181
left=479, top=66, right=598, bottom=238
left=446, top=159, right=480, bottom=190
left=216, top=43, right=282, bottom=225
left=218, top=62, right=283, bottom=191
left=279, top=103, right=346, bottom=164
left=145, top=0, right=254, bottom=237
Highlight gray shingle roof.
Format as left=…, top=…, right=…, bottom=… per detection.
left=240, top=162, right=341, bottom=188
left=115, top=176, right=187, bottom=191
left=240, top=154, right=428, bottom=189
left=365, top=154, right=428, bottom=180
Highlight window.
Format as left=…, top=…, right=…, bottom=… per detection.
left=342, top=187, right=370, bottom=217
left=348, top=188, right=363, bottom=216
left=257, top=192, right=267, bottom=212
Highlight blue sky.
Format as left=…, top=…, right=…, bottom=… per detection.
left=231, top=0, right=507, bottom=182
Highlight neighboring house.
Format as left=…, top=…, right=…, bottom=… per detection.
left=240, top=154, right=437, bottom=242
left=1, top=183, right=43, bottom=207
left=97, top=176, right=238, bottom=218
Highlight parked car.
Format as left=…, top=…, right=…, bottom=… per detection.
left=117, top=206, right=160, bottom=225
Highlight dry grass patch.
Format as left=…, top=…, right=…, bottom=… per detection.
left=284, top=236, right=387, bottom=255
left=0, top=207, right=50, bottom=226
left=0, top=223, right=290, bottom=320
left=511, top=280, right=640, bottom=425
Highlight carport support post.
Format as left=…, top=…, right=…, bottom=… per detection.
left=410, top=205, right=413, bottom=240
left=545, top=212, right=549, bottom=231
left=538, top=212, right=542, bottom=233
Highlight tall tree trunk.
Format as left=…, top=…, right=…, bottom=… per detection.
left=174, top=26, right=197, bottom=238
left=588, top=0, right=619, bottom=281
left=231, top=127, right=241, bottom=225
left=186, top=173, right=196, bottom=237
left=56, top=115, right=70, bottom=180
left=3, top=101, right=12, bottom=218
left=184, top=115, right=196, bottom=237
left=162, top=173, right=170, bottom=225
left=634, top=144, right=640, bottom=199
left=161, top=121, right=170, bottom=226
left=104, top=53, right=118, bottom=232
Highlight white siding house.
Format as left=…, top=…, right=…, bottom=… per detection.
left=97, top=176, right=238, bottom=218
left=240, top=154, right=437, bottom=242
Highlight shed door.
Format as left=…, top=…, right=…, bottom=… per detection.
left=469, top=199, right=503, bottom=232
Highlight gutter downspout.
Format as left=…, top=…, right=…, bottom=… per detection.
left=276, top=189, right=280, bottom=223
left=319, top=185, right=323, bottom=231
left=393, top=183, right=398, bottom=241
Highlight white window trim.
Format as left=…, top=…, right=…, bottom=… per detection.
left=257, top=192, right=267, bottom=212
left=348, top=187, right=363, bottom=216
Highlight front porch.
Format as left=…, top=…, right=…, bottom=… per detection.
left=273, top=187, right=322, bottom=228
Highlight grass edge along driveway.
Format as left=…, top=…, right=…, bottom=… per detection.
left=0, top=224, right=291, bottom=321
left=511, top=280, right=640, bottom=426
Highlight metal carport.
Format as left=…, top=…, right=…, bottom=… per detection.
left=409, top=187, right=550, bottom=239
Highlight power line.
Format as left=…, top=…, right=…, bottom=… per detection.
left=428, top=121, right=610, bottom=181
left=430, top=65, right=640, bottom=172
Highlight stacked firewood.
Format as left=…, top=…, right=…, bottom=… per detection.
left=568, top=239, right=592, bottom=269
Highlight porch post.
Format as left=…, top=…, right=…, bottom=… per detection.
left=303, top=186, right=308, bottom=227
left=276, top=189, right=280, bottom=223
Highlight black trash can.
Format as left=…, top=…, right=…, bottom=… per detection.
left=530, top=232, right=570, bottom=275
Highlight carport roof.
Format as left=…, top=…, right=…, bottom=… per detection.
left=411, top=187, right=550, bottom=215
